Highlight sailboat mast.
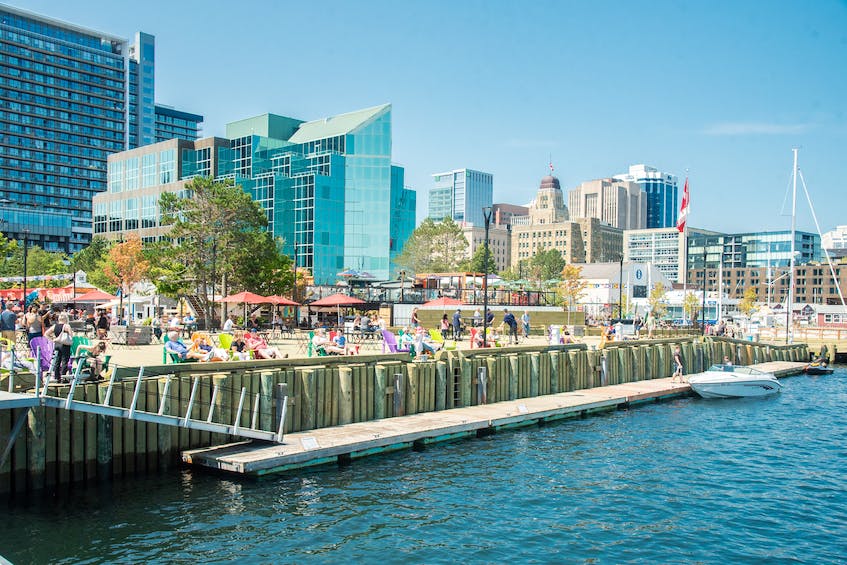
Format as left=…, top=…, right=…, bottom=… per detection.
left=787, top=148, right=798, bottom=344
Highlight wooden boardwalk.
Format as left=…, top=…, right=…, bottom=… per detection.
left=183, top=361, right=807, bottom=477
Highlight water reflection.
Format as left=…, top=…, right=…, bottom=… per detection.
left=1, top=372, right=845, bottom=563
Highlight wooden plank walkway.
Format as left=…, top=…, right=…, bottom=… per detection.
left=184, top=361, right=807, bottom=477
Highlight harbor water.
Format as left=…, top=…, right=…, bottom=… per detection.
left=2, top=370, right=845, bottom=564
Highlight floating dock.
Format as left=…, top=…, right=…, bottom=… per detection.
left=183, top=361, right=807, bottom=476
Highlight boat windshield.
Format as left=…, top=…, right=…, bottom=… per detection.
left=707, top=364, right=764, bottom=375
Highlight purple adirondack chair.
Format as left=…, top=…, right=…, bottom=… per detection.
left=29, top=336, right=54, bottom=374
left=381, top=330, right=409, bottom=353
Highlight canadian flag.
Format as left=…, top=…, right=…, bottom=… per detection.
left=676, top=177, right=689, bottom=233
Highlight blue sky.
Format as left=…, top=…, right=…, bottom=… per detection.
left=24, top=0, right=847, bottom=234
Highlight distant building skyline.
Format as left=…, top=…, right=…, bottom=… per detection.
left=613, top=164, right=678, bottom=229
left=568, top=178, right=646, bottom=231
left=428, top=168, right=493, bottom=227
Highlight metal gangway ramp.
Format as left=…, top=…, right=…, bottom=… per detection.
left=1, top=360, right=288, bottom=469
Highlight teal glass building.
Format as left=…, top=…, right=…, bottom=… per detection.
left=95, top=104, right=416, bottom=284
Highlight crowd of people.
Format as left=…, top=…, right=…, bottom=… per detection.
left=1, top=298, right=110, bottom=383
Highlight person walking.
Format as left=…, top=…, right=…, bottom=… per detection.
left=25, top=305, right=43, bottom=344
left=440, top=314, right=450, bottom=340
left=452, top=309, right=462, bottom=340
left=96, top=309, right=110, bottom=339
left=44, top=313, right=73, bottom=383
left=646, top=311, right=656, bottom=339
left=503, top=309, right=518, bottom=344
left=672, top=345, right=684, bottom=383
left=521, top=310, right=531, bottom=339
left=0, top=302, right=17, bottom=345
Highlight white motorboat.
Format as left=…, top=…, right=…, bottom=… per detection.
left=688, top=364, right=782, bottom=399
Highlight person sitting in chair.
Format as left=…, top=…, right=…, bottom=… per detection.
left=312, top=328, right=345, bottom=355
left=244, top=332, right=285, bottom=359
left=165, top=331, right=208, bottom=362
left=77, top=341, right=108, bottom=379
left=230, top=330, right=250, bottom=360
left=413, top=325, right=439, bottom=358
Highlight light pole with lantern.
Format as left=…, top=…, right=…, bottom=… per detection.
left=482, top=206, right=493, bottom=347
left=22, top=228, right=30, bottom=308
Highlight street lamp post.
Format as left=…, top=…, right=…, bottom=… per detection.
left=482, top=206, right=493, bottom=347
left=292, top=243, right=299, bottom=304
left=210, top=239, right=217, bottom=330
left=618, top=255, right=624, bottom=320
left=701, top=246, right=707, bottom=335
left=22, top=229, right=30, bottom=308
left=399, top=269, right=406, bottom=303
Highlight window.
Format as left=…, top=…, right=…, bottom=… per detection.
left=125, top=197, right=138, bottom=230
left=125, top=157, right=138, bottom=191
left=108, top=161, right=123, bottom=193
left=142, top=153, right=156, bottom=187
left=160, top=149, right=175, bottom=183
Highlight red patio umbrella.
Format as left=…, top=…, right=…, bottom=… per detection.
left=70, top=289, right=118, bottom=302
left=219, top=291, right=268, bottom=304
left=308, top=293, right=366, bottom=325
left=421, top=297, right=464, bottom=308
left=308, top=293, right=365, bottom=307
left=219, top=291, right=270, bottom=327
left=265, top=295, right=300, bottom=306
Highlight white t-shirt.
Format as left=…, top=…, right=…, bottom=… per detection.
left=222, top=318, right=234, bottom=333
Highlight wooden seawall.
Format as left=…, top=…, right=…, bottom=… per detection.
left=184, top=358, right=807, bottom=477
left=1, top=337, right=810, bottom=493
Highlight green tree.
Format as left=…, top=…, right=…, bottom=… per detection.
left=0, top=238, right=67, bottom=287
left=103, top=234, right=150, bottom=307
left=69, top=236, right=113, bottom=291
left=464, top=243, right=497, bottom=274
left=683, top=291, right=701, bottom=325
left=529, top=248, right=566, bottom=283
left=648, top=282, right=669, bottom=320
left=558, top=264, right=588, bottom=324
left=156, top=177, right=293, bottom=323
left=738, top=287, right=758, bottom=316
left=395, top=217, right=468, bottom=274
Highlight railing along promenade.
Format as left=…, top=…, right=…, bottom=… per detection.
left=0, top=337, right=808, bottom=494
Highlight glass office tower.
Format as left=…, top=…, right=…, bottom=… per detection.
left=614, top=164, right=678, bottom=229
left=96, top=104, right=417, bottom=284
left=429, top=168, right=493, bottom=226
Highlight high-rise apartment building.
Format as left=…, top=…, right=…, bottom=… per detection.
left=0, top=4, right=202, bottom=253
left=613, top=164, right=678, bottom=228
left=429, top=168, right=493, bottom=226
left=155, top=105, right=203, bottom=143
left=568, top=178, right=646, bottom=230
left=93, top=104, right=416, bottom=284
